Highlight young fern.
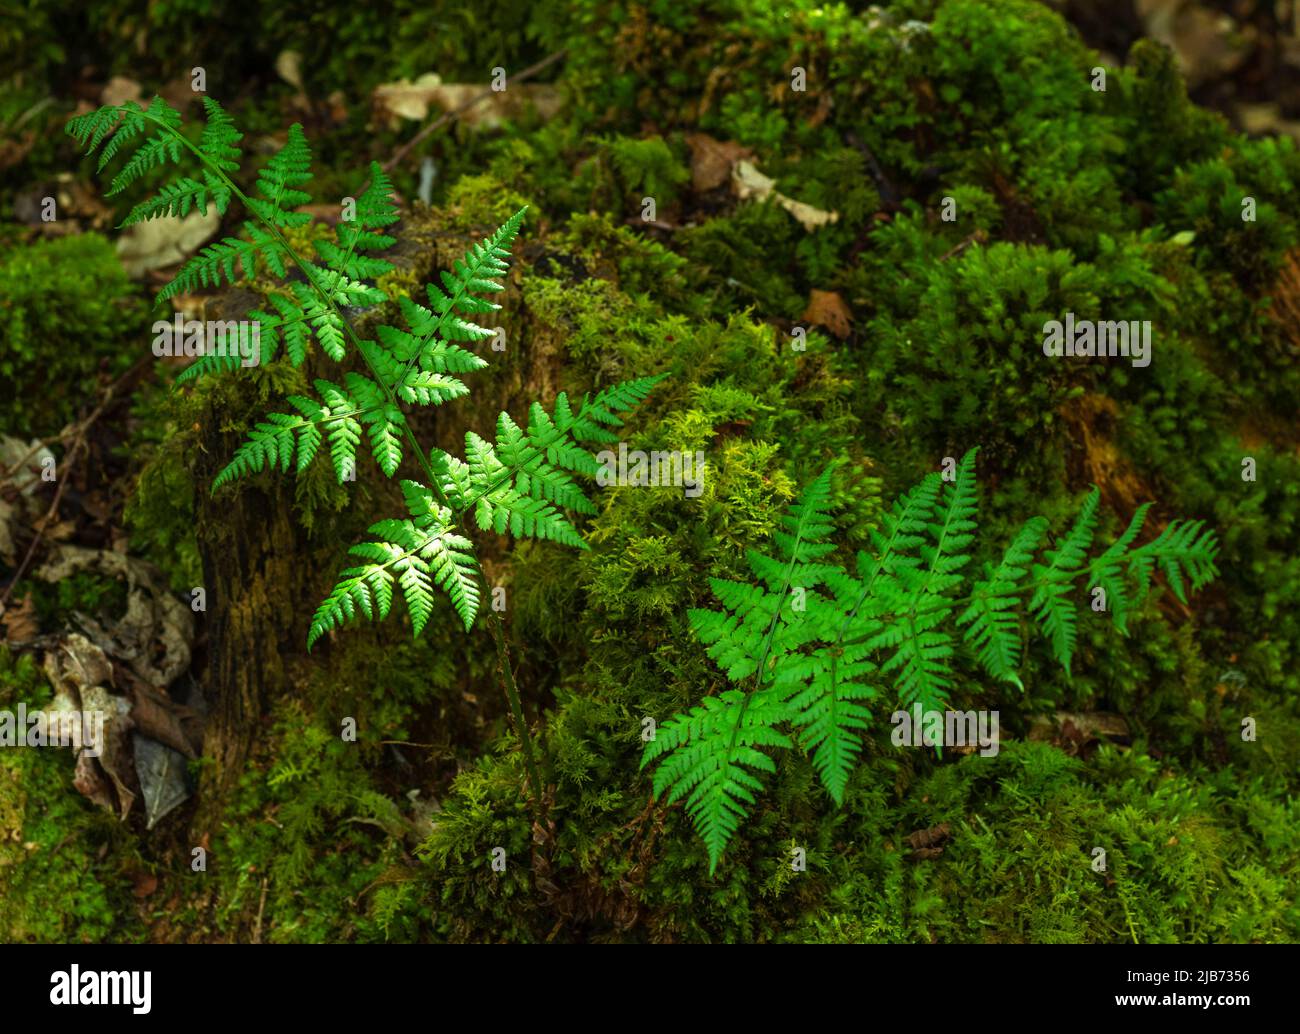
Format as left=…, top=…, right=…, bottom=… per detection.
left=643, top=448, right=1220, bottom=873
left=69, top=96, right=662, bottom=803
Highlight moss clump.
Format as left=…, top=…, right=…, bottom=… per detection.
left=0, top=233, right=143, bottom=438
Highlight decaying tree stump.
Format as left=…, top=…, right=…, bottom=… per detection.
left=187, top=205, right=576, bottom=837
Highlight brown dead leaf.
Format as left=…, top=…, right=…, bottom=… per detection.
left=685, top=133, right=752, bottom=193
left=906, top=821, right=952, bottom=851
left=0, top=594, right=39, bottom=641
left=1028, top=711, right=1131, bottom=753
left=907, top=822, right=953, bottom=860
left=126, top=676, right=199, bottom=759
left=130, top=870, right=159, bottom=898
left=802, top=289, right=853, bottom=339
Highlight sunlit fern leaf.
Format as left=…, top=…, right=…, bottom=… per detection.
left=248, top=123, right=313, bottom=227
left=642, top=468, right=836, bottom=869
left=308, top=483, right=480, bottom=646
left=319, top=162, right=399, bottom=279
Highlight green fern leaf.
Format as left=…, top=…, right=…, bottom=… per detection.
left=1029, top=487, right=1100, bottom=676
left=958, top=516, right=1050, bottom=689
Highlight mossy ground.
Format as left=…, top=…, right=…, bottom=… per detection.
left=1, top=0, right=1298, bottom=942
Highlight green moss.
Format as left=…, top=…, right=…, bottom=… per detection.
left=0, top=233, right=144, bottom=438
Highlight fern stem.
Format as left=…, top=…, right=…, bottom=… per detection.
left=489, top=607, right=546, bottom=805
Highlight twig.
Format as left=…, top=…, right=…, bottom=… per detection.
left=381, top=49, right=567, bottom=175
left=844, top=130, right=902, bottom=207
left=251, top=877, right=268, bottom=945
left=939, top=229, right=987, bottom=261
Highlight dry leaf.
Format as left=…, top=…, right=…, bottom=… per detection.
left=275, top=50, right=304, bottom=90
left=127, top=678, right=198, bottom=759
left=130, top=871, right=159, bottom=898
left=37, top=544, right=195, bottom=687
left=116, top=208, right=220, bottom=278
left=0, top=594, right=39, bottom=641
left=100, top=76, right=143, bottom=107
left=43, top=636, right=137, bottom=819
left=374, top=73, right=445, bottom=121
left=373, top=74, right=563, bottom=130
left=685, top=133, right=752, bottom=192
left=802, top=289, right=853, bottom=339
left=732, top=159, right=838, bottom=232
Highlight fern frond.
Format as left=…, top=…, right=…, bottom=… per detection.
left=653, top=450, right=1222, bottom=866
left=1085, top=504, right=1150, bottom=634
left=308, top=482, right=480, bottom=646
left=957, top=516, right=1050, bottom=689
left=421, top=207, right=527, bottom=345
left=640, top=687, right=794, bottom=874
left=319, top=161, right=399, bottom=279
left=867, top=449, right=979, bottom=712
left=643, top=468, right=836, bottom=868
left=246, top=123, right=313, bottom=227
left=1028, top=487, right=1100, bottom=676
left=563, top=376, right=667, bottom=443
left=105, top=97, right=185, bottom=196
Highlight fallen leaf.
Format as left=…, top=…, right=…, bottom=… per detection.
left=37, top=544, right=195, bottom=687
left=732, top=159, right=839, bottom=231
left=100, top=76, right=143, bottom=107
left=685, top=133, right=752, bottom=192
left=116, top=208, right=220, bottom=278
left=126, top=677, right=199, bottom=759
left=134, top=733, right=190, bottom=830
left=275, top=50, right=304, bottom=90
left=374, top=72, right=445, bottom=121
left=0, top=594, right=39, bottom=641
left=130, top=870, right=159, bottom=898
left=802, top=289, right=853, bottom=339
left=373, top=74, right=563, bottom=130
left=43, top=636, right=137, bottom=819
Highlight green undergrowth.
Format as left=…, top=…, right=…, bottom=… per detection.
left=5, top=0, right=1299, bottom=942
left=0, top=233, right=144, bottom=439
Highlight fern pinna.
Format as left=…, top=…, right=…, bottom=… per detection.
left=642, top=449, right=1219, bottom=873
left=68, top=96, right=661, bottom=801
